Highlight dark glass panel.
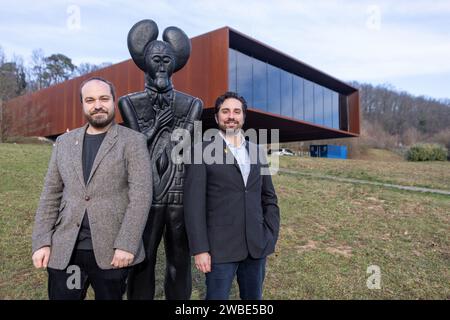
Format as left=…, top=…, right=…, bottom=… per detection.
left=252, top=57, right=268, bottom=111
left=280, top=69, right=293, bottom=118
left=293, top=75, right=304, bottom=120
left=267, top=64, right=281, bottom=115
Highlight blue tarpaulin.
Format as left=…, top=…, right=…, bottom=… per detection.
left=310, top=145, right=347, bottom=159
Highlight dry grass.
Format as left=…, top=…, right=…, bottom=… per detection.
left=264, top=173, right=449, bottom=299
left=1, top=143, right=449, bottom=299
left=279, top=155, right=450, bottom=191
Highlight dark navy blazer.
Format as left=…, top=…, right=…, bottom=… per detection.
left=183, top=136, right=280, bottom=263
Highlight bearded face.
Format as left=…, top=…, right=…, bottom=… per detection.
left=145, top=42, right=175, bottom=91
left=81, top=80, right=116, bottom=129
left=84, top=106, right=115, bottom=128
left=215, top=98, right=245, bottom=135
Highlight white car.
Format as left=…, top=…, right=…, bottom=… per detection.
left=268, top=148, right=295, bottom=156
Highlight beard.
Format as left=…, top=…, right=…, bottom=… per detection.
left=85, top=109, right=115, bottom=128
left=153, top=76, right=171, bottom=91
left=219, top=120, right=242, bottom=135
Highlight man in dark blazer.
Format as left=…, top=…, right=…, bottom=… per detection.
left=183, top=91, right=280, bottom=300
left=31, top=77, right=152, bottom=300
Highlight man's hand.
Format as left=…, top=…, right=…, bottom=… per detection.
left=32, top=246, right=51, bottom=269
left=111, top=249, right=134, bottom=268
left=194, top=252, right=211, bottom=273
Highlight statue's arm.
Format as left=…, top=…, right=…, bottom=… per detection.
left=118, top=96, right=141, bottom=132
left=174, top=98, right=203, bottom=152
left=183, top=98, right=203, bottom=133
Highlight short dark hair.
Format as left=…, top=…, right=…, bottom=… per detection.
left=79, top=77, right=116, bottom=103
left=214, top=91, right=247, bottom=117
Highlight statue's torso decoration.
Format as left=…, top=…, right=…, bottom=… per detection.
left=122, top=90, right=201, bottom=204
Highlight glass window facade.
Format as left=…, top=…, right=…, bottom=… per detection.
left=314, top=85, right=324, bottom=126
left=228, top=48, right=340, bottom=130
left=280, top=70, right=293, bottom=118
left=228, top=48, right=237, bottom=92
left=323, top=88, right=333, bottom=128
left=235, top=50, right=253, bottom=107
left=292, top=75, right=304, bottom=120
left=332, top=91, right=339, bottom=129
left=253, top=58, right=267, bottom=111
left=267, top=64, right=281, bottom=115
left=304, top=79, right=314, bottom=123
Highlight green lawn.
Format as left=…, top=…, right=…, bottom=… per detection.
left=0, top=143, right=449, bottom=299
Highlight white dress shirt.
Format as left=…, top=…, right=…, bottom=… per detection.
left=219, top=131, right=251, bottom=186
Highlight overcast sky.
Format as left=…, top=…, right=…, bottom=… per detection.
left=1, top=0, right=449, bottom=100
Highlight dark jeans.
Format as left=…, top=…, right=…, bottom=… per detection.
left=205, top=255, right=266, bottom=300
left=47, top=250, right=129, bottom=300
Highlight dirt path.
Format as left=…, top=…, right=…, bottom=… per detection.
left=278, top=168, right=450, bottom=196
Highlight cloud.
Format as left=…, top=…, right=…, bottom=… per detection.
left=0, top=0, right=449, bottom=98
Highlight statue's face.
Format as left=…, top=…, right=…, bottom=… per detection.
left=145, top=42, right=175, bottom=91
left=147, top=53, right=174, bottom=78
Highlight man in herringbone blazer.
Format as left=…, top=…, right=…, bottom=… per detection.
left=31, top=77, right=152, bottom=300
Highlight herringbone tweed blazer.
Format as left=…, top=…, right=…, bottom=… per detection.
left=32, top=123, right=152, bottom=270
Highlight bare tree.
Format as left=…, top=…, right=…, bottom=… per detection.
left=74, top=61, right=112, bottom=77
left=353, top=81, right=450, bottom=147
left=0, top=98, right=4, bottom=142
left=0, top=50, right=27, bottom=101
left=28, top=49, right=47, bottom=91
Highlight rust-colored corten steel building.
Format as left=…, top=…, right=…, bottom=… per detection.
left=2, top=27, right=360, bottom=142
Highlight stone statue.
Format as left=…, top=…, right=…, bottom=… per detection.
left=118, top=19, right=203, bottom=300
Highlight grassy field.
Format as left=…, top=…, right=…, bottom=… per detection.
left=0, top=143, right=449, bottom=299
left=279, top=153, right=450, bottom=191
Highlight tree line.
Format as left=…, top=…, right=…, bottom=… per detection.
left=352, top=81, right=449, bottom=137
left=349, top=82, right=450, bottom=151
left=0, top=47, right=448, bottom=150
left=0, top=46, right=111, bottom=101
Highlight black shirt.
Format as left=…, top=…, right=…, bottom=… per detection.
left=76, top=132, right=107, bottom=250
